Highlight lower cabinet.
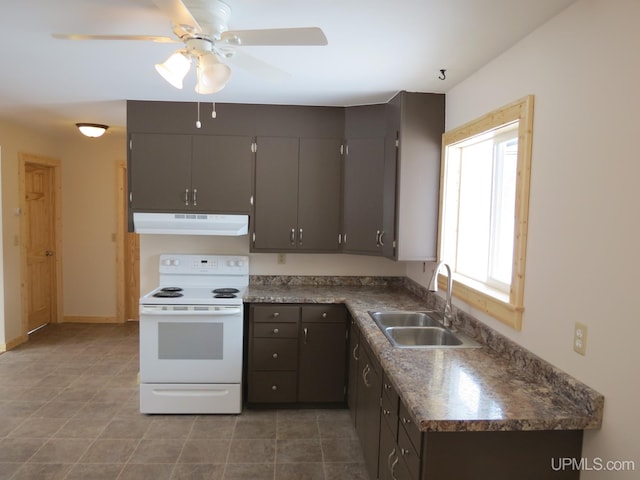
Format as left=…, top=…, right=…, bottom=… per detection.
left=248, top=304, right=347, bottom=405
left=355, top=340, right=383, bottom=480
left=349, top=321, right=585, bottom=480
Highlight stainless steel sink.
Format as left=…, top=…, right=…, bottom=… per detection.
left=368, top=311, right=481, bottom=349
left=369, top=310, right=442, bottom=327
left=386, top=326, right=462, bottom=347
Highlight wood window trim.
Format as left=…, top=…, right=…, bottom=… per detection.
left=438, top=95, right=534, bottom=330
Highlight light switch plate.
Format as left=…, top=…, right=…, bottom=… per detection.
left=573, top=322, right=588, bottom=355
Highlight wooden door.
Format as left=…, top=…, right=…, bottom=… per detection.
left=297, top=138, right=343, bottom=251
left=24, top=163, right=57, bottom=331
left=252, top=137, right=299, bottom=251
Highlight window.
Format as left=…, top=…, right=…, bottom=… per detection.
left=439, top=96, right=533, bottom=329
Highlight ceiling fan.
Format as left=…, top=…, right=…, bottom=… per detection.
left=53, top=0, right=328, bottom=94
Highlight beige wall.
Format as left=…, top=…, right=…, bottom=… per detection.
left=408, top=0, right=639, bottom=476
left=59, top=133, right=126, bottom=320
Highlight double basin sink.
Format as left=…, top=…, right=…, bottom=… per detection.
left=369, top=311, right=481, bottom=349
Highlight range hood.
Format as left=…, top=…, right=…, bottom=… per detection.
left=133, top=212, right=249, bottom=236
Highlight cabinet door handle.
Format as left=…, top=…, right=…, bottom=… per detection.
left=271, top=385, right=278, bottom=391
left=390, top=455, right=400, bottom=480
left=303, top=327, right=309, bottom=344
left=379, top=230, right=385, bottom=247
left=290, top=228, right=296, bottom=246
left=362, top=364, right=371, bottom=388
left=299, top=228, right=303, bottom=246
left=272, top=353, right=278, bottom=359
left=352, top=343, right=359, bottom=361
left=383, top=409, right=391, bottom=416
left=387, top=448, right=396, bottom=471
left=192, top=188, right=198, bottom=206
left=273, top=312, right=280, bottom=318
left=375, top=230, right=381, bottom=247
left=401, top=448, right=410, bottom=456
left=272, top=328, right=279, bottom=334
left=322, top=312, right=327, bottom=318
left=184, top=188, right=190, bottom=206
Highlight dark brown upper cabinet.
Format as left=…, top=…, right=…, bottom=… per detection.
left=252, top=136, right=343, bottom=252
left=385, top=91, right=445, bottom=261
left=128, top=133, right=252, bottom=214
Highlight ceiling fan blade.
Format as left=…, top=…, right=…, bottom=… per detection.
left=221, top=27, right=327, bottom=46
left=226, top=50, right=290, bottom=81
left=52, top=33, right=177, bottom=43
left=153, top=0, right=202, bottom=32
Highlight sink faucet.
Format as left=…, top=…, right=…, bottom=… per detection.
left=428, top=262, right=456, bottom=330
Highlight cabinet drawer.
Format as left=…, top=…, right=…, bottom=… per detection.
left=251, top=339, right=298, bottom=371
left=248, top=371, right=297, bottom=403
left=381, top=374, right=399, bottom=438
left=301, top=304, right=347, bottom=323
left=253, top=322, right=299, bottom=338
left=397, top=422, right=420, bottom=480
left=399, top=402, right=422, bottom=455
left=252, top=305, right=299, bottom=323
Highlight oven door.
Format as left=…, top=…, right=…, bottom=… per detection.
left=139, top=305, right=243, bottom=384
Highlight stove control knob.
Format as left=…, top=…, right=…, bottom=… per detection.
left=171, top=259, right=181, bottom=266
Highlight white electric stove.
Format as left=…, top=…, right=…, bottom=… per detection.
left=139, top=254, right=248, bottom=414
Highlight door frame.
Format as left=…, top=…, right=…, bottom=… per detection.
left=116, top=160, right=139, bottom=321
left=18, top=153, right=63, bottom=336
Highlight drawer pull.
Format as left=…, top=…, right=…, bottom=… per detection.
left=272, top=353, right=278, bottom=359
left=273, top=328, right=279, bottom=334
left=273, top=312, right=280, bottom=318
left=271, top=385, right=278, bottom=391
left=322, top=312, right=328, bottom=318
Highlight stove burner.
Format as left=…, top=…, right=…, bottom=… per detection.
left=153, top=291, right=183, bottom=298
left=213, top=288, right=240, bottom=294
left=214, top=293, right=237, bottom=299
left=161, top=287, right=183, bottom=292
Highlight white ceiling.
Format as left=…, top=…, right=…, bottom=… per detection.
left=0, top=0, right=576, bottom=136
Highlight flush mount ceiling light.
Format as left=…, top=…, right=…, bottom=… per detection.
left=76, top=123, right=109, bottom=138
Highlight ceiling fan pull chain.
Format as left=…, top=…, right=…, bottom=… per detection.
left=196, top=101, right=202, bottom=128
left=212, top=102, right=217, bottom=119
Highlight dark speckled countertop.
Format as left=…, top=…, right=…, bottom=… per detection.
left=244, top=281, right=604, bottom=433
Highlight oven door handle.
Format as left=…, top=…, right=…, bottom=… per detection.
left=139, top=306, right=242, bottom=316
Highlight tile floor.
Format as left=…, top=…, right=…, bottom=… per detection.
left=0, top=323, right=369, bottom=480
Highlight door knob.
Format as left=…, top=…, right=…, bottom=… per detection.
left=45, top=251, right=54, bottom=257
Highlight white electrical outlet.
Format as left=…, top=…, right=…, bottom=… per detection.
left=573, top=322, right=588, bottom=355
left=277, top=254, right=286, bottom=265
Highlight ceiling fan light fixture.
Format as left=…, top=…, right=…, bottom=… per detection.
left=76, top=123, right=109, bottom=137
left=195, top=54, right=232, bottom=94
left=155, top=51, right=191, bottom=89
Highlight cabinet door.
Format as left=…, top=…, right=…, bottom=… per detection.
left=298, top=321, right=347, bottom=403
left=347, top=318, right=360, bottom=424
left=298, top=138, right=343, bottom=251
left=342, top=137, right=385, bottom=254
left=129, top=133, right=192, bottom=211
left=355, top=343, right=382, bottom=480
left=253, top=137, right=299, bottom=250
left=191, top=135, right=252, bottom=213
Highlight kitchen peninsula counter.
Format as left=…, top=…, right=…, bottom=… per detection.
left=244, top=282, right=603, bottom=433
